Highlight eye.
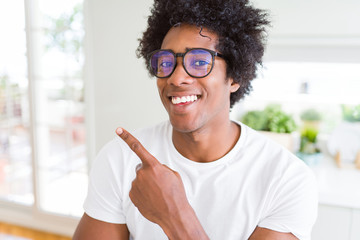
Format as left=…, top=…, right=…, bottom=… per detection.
left=190, top=58, right=211, bottom=69
left=159, top=61, right=173, bottom=68
left=194, top=60, right=210, bottom=67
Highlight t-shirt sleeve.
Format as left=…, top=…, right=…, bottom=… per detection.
left=258, top=161, right=318, bottom=240
left=83, top=140, right=126, bottom=224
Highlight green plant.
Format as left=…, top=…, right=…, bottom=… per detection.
left=241, top=110, right=268, bottom=131
left=342, top=104, right=360, bottom=122
left=300, top=108, right=322, bottom=121
left=242, top=104, right=297, bottom=133
left=299, top=127, right=320, bottom=154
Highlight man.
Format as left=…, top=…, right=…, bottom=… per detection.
left=73, top=0, right=318, bottom=239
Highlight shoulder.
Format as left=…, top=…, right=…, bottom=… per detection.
left=238, top=120, right=316, bottom=188
left=237, top=123, right=318, bottom=238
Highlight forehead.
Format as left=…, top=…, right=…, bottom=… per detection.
left=161, top=24, right=219, bottom=52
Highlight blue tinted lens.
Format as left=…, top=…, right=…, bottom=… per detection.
left=150, top=50, right=175, bottom=77
left=184, top=49, right=213, bottom=77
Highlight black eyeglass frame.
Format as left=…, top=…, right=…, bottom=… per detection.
left=148, top=48, right=225, bottom=79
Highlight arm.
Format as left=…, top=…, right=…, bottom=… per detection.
left=116, top=128, right=209, bottom=240
left=73, top=213, right=129, bottom=240
left=249, top=227, right=298, bottom=240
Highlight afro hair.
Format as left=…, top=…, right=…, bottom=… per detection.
left=137, top=0, right=270, bottom=107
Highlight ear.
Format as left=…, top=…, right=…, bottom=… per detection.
left=229, top=79, right=240, bottom=93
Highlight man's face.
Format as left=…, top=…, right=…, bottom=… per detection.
left=157, top=24, right=239, bottom=133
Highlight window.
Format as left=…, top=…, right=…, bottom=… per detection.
left=34, top=0, right=87, bottom=217
left=0, top=0, right=33, bottom=206
left=0, top=0, right=87, bottom=228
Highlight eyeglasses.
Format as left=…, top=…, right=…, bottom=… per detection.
left=148, top=48, right=225, bottom=78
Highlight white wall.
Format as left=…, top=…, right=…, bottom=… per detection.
left=253, top=0, right=360, bottom=62
left=254, top=0, right=360, bottom=36
left=85, top=0, right=168, bottom=154
left=312, top=205, right=360, bottom=240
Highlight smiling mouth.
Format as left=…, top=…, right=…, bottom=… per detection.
left=170, top=95, right=199, bottom=105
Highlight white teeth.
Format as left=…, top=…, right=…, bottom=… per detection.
left=171, top=95, right=198, bottom=104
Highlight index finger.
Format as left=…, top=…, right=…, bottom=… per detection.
left=116, top=127, right=159, bottom=167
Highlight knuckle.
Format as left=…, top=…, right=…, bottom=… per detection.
left=136, top=168, right=146, bottom=178
left=121, top=131, right=130, bottom=141
left=131, top=141, right=141, bottom=152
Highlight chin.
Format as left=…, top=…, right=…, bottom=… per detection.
left=169, top=118, right=204, bottom=134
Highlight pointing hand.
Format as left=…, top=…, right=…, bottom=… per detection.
left=116, top=127, right=188, bottom=225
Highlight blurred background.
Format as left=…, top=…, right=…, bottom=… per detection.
left=0, top=0, right=359, bottom=239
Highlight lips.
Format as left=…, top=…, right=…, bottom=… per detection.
left=170, top=95, right=199, bottom=105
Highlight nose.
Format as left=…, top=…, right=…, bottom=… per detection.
left=166, top=59, right=194, bottom=86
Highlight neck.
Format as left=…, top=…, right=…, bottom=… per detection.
left=172, top=120, right=240, bottom=163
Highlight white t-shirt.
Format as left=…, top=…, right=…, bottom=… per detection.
left=84, top=121, right=318, bottom=240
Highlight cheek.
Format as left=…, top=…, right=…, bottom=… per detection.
left=205, top=80, right=232, bottom=105
left=156, top=79, right=161, bottom=89
left=156, top=80, right=167, bottom=103
left=156, top=79, right=165, bottom=94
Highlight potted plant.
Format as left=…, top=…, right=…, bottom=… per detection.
left=300, top=108, right=322, bottom=131
left=296, top=127, right=322, bottom=166
left=241, top=104, right=298, bottom=151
